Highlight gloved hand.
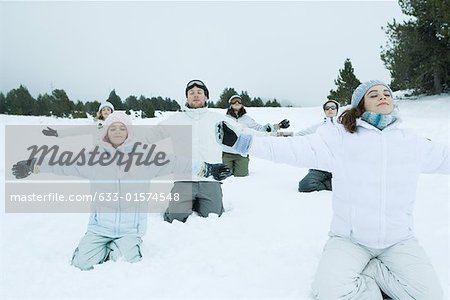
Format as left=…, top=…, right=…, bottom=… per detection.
left=42, top=127, right=58, bottom=137
left=203, top=163, right=232, bottom=181
left=216, top=121, right=239, bottom=147
left=263, top=123, right=275, bottom=133
left=11, top=158, right=37, bottom=179
left=278, top=119, right=290, bottom=129
left=216, top=121, right=253, bottom=155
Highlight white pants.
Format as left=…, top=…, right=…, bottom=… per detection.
left=312, top=236, right=442, bottom=300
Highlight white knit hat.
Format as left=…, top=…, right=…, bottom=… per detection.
left=97, top=101, right=115, bottom=112
left=351, top=80, right=392, bottom=108
left=101, top=111, right=133, bottom=144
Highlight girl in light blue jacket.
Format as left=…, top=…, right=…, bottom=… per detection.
left=12, top=112, right=231, bottom=270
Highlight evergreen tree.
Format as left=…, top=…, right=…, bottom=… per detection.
left=72, top=100, right=86, bottom=118
left=169, top=99, right=181, bottom=111
left=265, top=99, right=281, bottom=107
left=125, top=95, right=140, bottom=113
left=0, top=92, right=6, bottom=114
left=51, top=89, right=74, bottom=117
left=250, top=97, right=264, bottom=107
left=207, top=101, right=216, bottom=108
left=140, top=98, right=155, bottom=118
left=239, top=91, right=252, bottom=107
left=381, top=0, right=450, bottom=94
left=328, top=59, right=361, bottom=105
left=84, top=100, right=101, bottom=118
left=36, top=94, right=53, bottom=116
left=106, top=89, right=123, bottom=110
left=5, top=85, right=37, bottom=115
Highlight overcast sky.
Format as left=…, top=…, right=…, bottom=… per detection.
left=0, top=1, right=406, bottom=107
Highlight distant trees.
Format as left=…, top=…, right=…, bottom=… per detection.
left=83, top=100, right=101, bottom=117
left=0, top=92, right=5, bottom=114
left=215, top=87, right=280, bottom=108
left=36, top=94, right=53, bottom=116
left=264, top=99, right=281, bottom=107
left=381, top=0, right=450, bottom=94
left=1, top=84, right=286, bottom=117
left=4, top=85, right=37, bottom=115
left=0, top=85, right=180, bottom=118
left=328, top=59, right=361, bottom=106
left=216, top=87, right=239, bottom=108
left=51, top=89, right=75, bottom=117
left=124, top=95, right=155, bottom=118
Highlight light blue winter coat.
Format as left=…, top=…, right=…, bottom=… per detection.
left=39, top=123, right=193, bottom=238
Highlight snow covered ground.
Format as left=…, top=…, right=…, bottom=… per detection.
left=0, top=95, right=449, bottom=300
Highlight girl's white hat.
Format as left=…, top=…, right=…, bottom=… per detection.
left=98, top=101, right=115, bottom=112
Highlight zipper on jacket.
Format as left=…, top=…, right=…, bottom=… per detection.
left=379, top=133, right=388, bottom=247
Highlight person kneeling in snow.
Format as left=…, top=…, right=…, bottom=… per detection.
left=296, top=100, right=339, bottom=192
left=216, top=80, right=448, bottom=299
left=222, top=94, right=290, bottom=177
left=12, top=112, right=231, bottom=271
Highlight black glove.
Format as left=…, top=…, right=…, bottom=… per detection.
left=42, top=127, right=58, bottom=137
left=278, top=119, right=290, bottom=129
left=264, top=123, right=274, bottom=132
left=204, top=163, right=232, bottom=181
left=217, top=121, right=238, bottom=147
left=11, top=158, right=37, bottom=179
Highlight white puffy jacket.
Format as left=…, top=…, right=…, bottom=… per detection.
left=248, top=119, right=449, bottom=248
left=158, top=107, right=230, bottom=181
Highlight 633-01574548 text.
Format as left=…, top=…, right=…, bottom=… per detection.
left=80, top=192, right=180, bottom=202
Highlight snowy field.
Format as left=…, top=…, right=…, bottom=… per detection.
left=0, top=94, right=449, bottom=300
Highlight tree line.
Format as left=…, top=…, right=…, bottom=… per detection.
left=0, top=87, right=181, bottom=118
left=0, top=85, right=282, bottom=118
left=210, top=88, right=281, bottom=108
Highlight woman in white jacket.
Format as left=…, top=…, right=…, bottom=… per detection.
left=296, top=100, right=339, bottom=192
left=216, top=80, right=448, bottom=299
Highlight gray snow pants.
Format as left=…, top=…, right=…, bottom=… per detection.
left=164, top=181, right=224, bottom=223
left=298, top=169, right=332, bottom=192
left=312, top=235, right=442, bottom=300
left=71, top=231, right=142, bottom=271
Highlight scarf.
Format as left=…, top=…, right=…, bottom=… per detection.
left=361, top=110, right=398, bottom=130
